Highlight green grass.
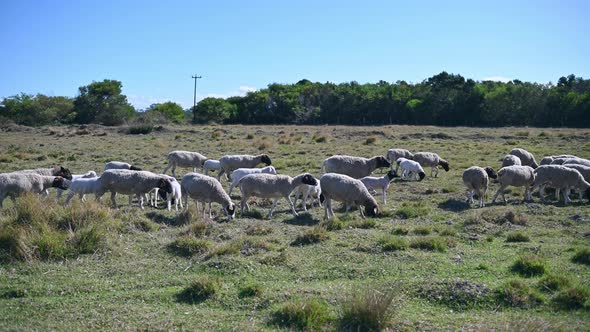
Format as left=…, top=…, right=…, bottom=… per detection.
left=272, top=300, right=332, bottom=330
left=339, top=288, right=398, bottom=331
left=176, top=276, right=222, bottom=304
left=0, top=124, right=589, bottom=330
left=505, top=231, right=530, bottom=243
left=511, top=255, right=548, bottom=277
left=571, top=247, right=590, bottom=266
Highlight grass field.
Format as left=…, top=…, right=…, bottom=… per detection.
left=1, top=124, right=589, bottom=331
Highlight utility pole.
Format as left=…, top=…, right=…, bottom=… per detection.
left=192, top=74, right=202, bottom=123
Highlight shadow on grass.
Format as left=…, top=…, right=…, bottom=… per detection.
left=438, top=198, right=470, bottom=212
left=283, top=213, right=318, bottom=226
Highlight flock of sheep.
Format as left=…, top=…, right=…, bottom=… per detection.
left=1, top=146, right=589, bottom=220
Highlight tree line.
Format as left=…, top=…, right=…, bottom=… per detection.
left=1, top=72, right=589, bottom=127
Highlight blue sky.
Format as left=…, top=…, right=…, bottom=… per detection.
left=1, top=0, right=588, bottom=110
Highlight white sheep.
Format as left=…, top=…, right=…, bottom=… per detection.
left=462, top=166, right=497, bottom=208
left=104, top=161, right=142, bottom=171
left=501, top=155, right=522, bottom=167
left=63, top=177, right=102, bottom=206
left=397, top=158, right=426, bottom=181
left=238, top=173, right=317, bottom=218
left=509, top=148, right=539, bottom=169
left=322, top=155, right=390, bottom=179
left=16, top=166, right=73, bottom=195
left=57, top=171, right=98, bottom=199
left=531, top=165, right=590, bottom=204
left=292, top=177, right=322, bottom=211
left=148, top=175, right=183, bottom=211
left=0, top=173, right=69, bottom=208
left=540, top=155, right=577, bottom=165
left=490, top=165, right=535, bottom=204
left=181, top=172, right=236, bottom=219
left=95, top=170, right=173, bottom=209
left=227, top=166, right=277, bottom=196
left=163, top=151, right=208, bottom=177
left=217, top=154, right=272, bottom=181
left=360, top=170, right=398, bottom=204
left=319, top=173, right=379, bottom=219
left=563, top=158, right=590, bottom=167
left=203, top=159, right=221, bottom=175
left=412, top=152, right=450, bottom=177
left=386, top=149, right=413, bottom=172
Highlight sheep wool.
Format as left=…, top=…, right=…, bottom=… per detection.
left=462, top=166, right=497, bottom=208
left=531, top=165, right=590, bottom=204
left=163, top=151, right=208, bottom=177
left=217, top=154, right=272, bottom=181
left=491, top=165, right=535, bottom=204
left=181, top=172, right=235, bottom=219
left=96, top=170, right=172, bottom=209
left=501, top=155, right=522, bottom=167
left=360, top=170, right=397, bottom=204
left=0, top=173, right=69, bottom=208
left=228, top=166, right=277, bottom=196
left=386, top=149, right=413, bottom=172
left=320, top=173, right=379, bottom=219
left=322, top=155, right=390, bottom=179
left=412, top=152, right=450, bottom=177
left=104, top=161, right=141, bottom=171
left=509, top=148, right=539, bottom=169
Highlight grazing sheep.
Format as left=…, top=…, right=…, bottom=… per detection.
left=509, top=148, right=539, bottom=169
left=0, top=173, right=69, bottom=208
left=95, top=170, right=173, bottom=209
left=163, top=151, right=208, bottom=177
left=292, top=177, right=322, bottom=211
left=501, top=155, right=522, bottom=167
left=397, top=158, right=426, bottom=181
left=63, top=177, right=102, bottom=206
left=322, top=155, right=390, bottom=179
left=104, top=161, right=142, bottom=171
left=462, top=166, right=497, bottom=208
left=181, top=173, right=235, bottom=219
left=148, top=175, right=183, bottom=211
left=16, top=166, right=73, bottom=180
left=57, top=171, right=98, bottom=199
left=540, top=155, right=577, bottom=165
left=319, top=173, right=379, bottom=219
left=386, top=149, right=413, bottom=172
left=203, top=159, right=221, bottom=175
left=490, top=165, right=535, bottom=204
left=228, top=166, right=277, bottom=196
left=412, top=152, right=449, bottom=177
left=550, top=158, right=572, bottom=165
left=360, top=170, right=398, bottom=204
left=238, top=173, right=317, bottom=218
left=531, top=165, right=590, bottom=204
left=563, top=158, right=590, bottom=167
left=217, top=154, right=272, bottom=181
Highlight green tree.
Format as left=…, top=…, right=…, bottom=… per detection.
left=194, top=97, right=236, bottom=124
left=0, top=93, right=74, bottom=126
left=73, top=80, right=134, bottom=125
left=145, top=102, right=185, bottom=122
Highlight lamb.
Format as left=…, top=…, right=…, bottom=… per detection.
left=217, top=154, right=272, bottom=181
left=148, top=175, right=183, bottom=211
left=95, top=170, right=173, bottom=209
left=57, top=171, right=98, bottom=199
left=563, top=158, right=590, bottom=167
left=319, top=173, right=379, bottom=219
left=163, top=151, right=208, bottom=177
left=386, top=149, right=413, bottom=172
left=540, top=155, right=577, bottom=165
left=462, top=166, right=497, bottom=208
left=322, top=155, right=390, bottom=179
left=397, top=158, right=426, bottom=181
left=508, top=148, right=539, bottom=169
left=501, top=155, right=522, bottom=167
left=63, top=177, right=102, bottom=206
left=0, top=173, right=69, bottom=208
left=531, top=165, right=590, bottom=204
left=203, top=159, right=221, bottom=175
left=227, top=166, right=277, bottom=196
left=181, top=173, right=235, bottom=219
left=360, top=170, right=398, bottom=204
left=490, top=165, right=535, bottom=204
left=292, top=177, right=322, bottom=211
left=237, top=173, right=317, bottom=218
left=104, top=161, right=142, bottom=171
left=412, top=152, right=450, bottom=177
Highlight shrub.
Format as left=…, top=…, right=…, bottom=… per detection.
left=340, top=288, right=397, bottom=331
left=496, top=279, right=545, bottom=308
left=364, top=136, right=378, bottom=145
left=510, top=255, right=547, bottom=277
left=410, top=236, right=448, bottom=252
left=505, top=232, right=530, bottom=243
left=378, top=235, right=409, bottom=252
left=127, top=125, right=153, bottom=135
left=571, top=247, right=590, bottom=266
left=292, top=226, right=329, bottom=245
left=273, top=300, right=332, bottom=330
left=551, top=286, right=590, bottom=310
left=537, top=274, right=571, bottom=293
left=176, top=276, right=221, bottom=304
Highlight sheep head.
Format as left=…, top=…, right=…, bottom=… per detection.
left=301, top=173, right=317, bottom=186
left=225, top=203, right=236, bottom=219
left=57, top=166, right=73, bottom=180
left=364, top=203, right=378, bottom=217
left=418, top=171, right=426, bottom=181
left=484, top=167, right=497, bottom=179
left=386, top=170, right=398, bottom=181
left=261, top=154, right=272, bottom=166
left=439, top=159, right=450, bottom=172
left=158, top=178, right=173, bottom=194
left=129, top=165, right=142, bottom=171
left=375, top=156, right=391, bottom=169
left=52, top=176, right=69, bottom=190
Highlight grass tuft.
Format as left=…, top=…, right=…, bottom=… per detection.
left=537, top=274, right=571, bottom=293
left=127, top=125, right=153, bottom=135
left=412, top=226, right=432, bottom=236
left=551, top=286, right=590, bottom=310
left=168, top=236, right=213, bottom=257
left=238, top=280, right=263, bottom=298
left=378, top=235, right=409, bottom=251
left=510, top=255, right=547, bottom=277
left=505, top=231, right=530, bottom=243
left=292, top=226, right=329, bottom=245
left=395, top=201, right=430, bottom=219
left=571, top=247, right=590, bottom=266
left=273, top=299, right=332, bottom=330
left=176, top=276, right=221, bottom=304
left=339, top=288, right=397, bottom=331
left=320, top=217, right=345, bottom=231
left=496, top=279, right=545, bottom=308
left=410, top=236, right=448, bottom=252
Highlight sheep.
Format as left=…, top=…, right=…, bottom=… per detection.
left=550, top=158, right=572, bottom=165
left=238, top=173, right=317, bottom=218
left=412, top=152, right=450, bottom=177
left=508, top=148, right=538, bottom=169
left=321, top=155, right=390, bottom=179
left=63, top=177, right=102, bottom=206
left=56, top=171, right=98, bottom=199
left=181, top=173, right=236, bottom=219
left=540, top=155, right=577, bottom=165
left=558, top=164, right=590, bottom=201
left=203, top=159, right=221, bottom=175
left=386, top=149, right=413, bottom=172
left=563, top=158, right=590, bottom=167
left=462, top=166, right=497, bottom=208
left=163, top=151, right=208, bottom=177
left=0, top=173, right=69, bottom=208
left=531, top=165, right=590, bottom=204
left=490, top=165, right=535, bottom=204
left=319, top=173, right=379, bottom=219
left=292, top=177, right=322, bottom=211
left=104, top=161, right=142, bottom=171
left=501, top=155, right=522, bottom=167
left=147, top=175, right=183, bottom=211
left=95, top=170, right=173, bottom=209
left=397, top=158, right=426, bottom=181
left=15, top=166, right=73, bottom=180
left=217, top=154, right=272, bottom=181
left=360, top=170, right=398, bottom=204
left=227, top=166, right=277, bottom=196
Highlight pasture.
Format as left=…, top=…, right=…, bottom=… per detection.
left=0, top=124, right=589, bottom=331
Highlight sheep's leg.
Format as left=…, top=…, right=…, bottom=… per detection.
left=359, top=205, right=366, bottom=219
left=80, top=194, right=86, bottom=202
left=301, top=192, right=308, bottom=211
left=382, top=189, right=386, bottom=205
left=167, top=193, right=172, bottom=211
left=64, top=192, right=75, bottom=206
left=286, top=196, right=298, bottom=216
left=268, top=199, right=279, bottom=217
left=228, top=182, right=236, bottom=196
left=491, top=186, right=505, bottom=204
left=240, top=197, right=248, bottom=214
left=110, top=192, right=118, bottom=209
left=555, top=188, right=561, bottom=201
left=178, top=195, right=183, bottom=210
left=217, top=169, right=225, bottom=182
left=481, top=188, right=487, bottom=207
left=208, top=202, right=213, bottom=219
left=563, top=188, right=571, bottom=205
left=163, top=162, right=172, bottom=175
left=324, top=198, right=333, bottom=219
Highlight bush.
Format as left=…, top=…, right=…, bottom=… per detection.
left=551, top=286, right=590, bottom=310
left=378, top=235, right=409, bottom=252
left=273, top=300, right=332, bottom=330
left=364, top=136, right=378, bottom=145
left=176, top=276, right=221, bottom=304
left=127, top=125, right=153, bottom=135
left=571, top=247, right=590, bottom=266
left=505, top=232, right=530, bottom=243
left=496, top=279, right=545, bottom=308
left=510, top=255, right=547, bottom=277
left=340, top=288, right=397, bottom=331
